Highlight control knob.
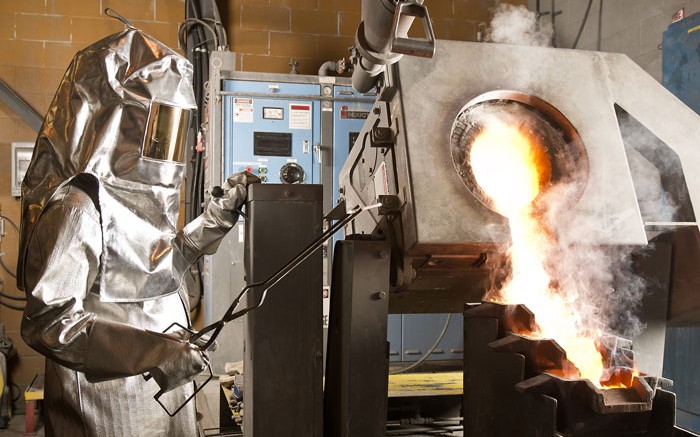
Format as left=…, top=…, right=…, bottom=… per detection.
left=279, top=162, right=304, bottom=184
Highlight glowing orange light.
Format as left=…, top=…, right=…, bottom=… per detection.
left=600, top=366, right=640, bottom=388
left=471, top=118, right=621, bottom=389
left=470, top=120, right=551, bottom=215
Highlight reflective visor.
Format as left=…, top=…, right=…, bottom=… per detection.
left=142, top=102, right=190, bottom=163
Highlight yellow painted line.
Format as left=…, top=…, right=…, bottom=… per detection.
left=388, top=371, right=462, bottom=398
left=221, top=372, right=462, bottom=406
left=688, top=24, right=700, bottom=34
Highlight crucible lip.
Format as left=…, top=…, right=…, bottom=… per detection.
left=450, top=90, right=589, bottom=216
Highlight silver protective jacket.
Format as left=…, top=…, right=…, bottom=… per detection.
left=17, top=27, right=238, bottom=437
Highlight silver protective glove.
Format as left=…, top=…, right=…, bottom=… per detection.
left=146, top=329, right=209, bottom=393
left=84, top=320, right=208, bottom=393
left=176, top=171, right=261, bottom=263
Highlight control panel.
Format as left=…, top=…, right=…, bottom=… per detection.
left=208, top=70, right=463, bottom=368
left=222, top=80, right=321, bottom=185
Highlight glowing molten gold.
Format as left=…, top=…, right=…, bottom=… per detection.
left=470, top=118, right=615, bottom=388
left=470, top=120, right=551, bottom=215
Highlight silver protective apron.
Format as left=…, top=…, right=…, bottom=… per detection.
left=16, top=27, right=226, bottom=437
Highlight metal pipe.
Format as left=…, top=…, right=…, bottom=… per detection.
left=597, top=0, right=603, bottom=51
left=551, top=0, right=556, bottom=46
left=351, top=0, right=431, bottom=92
left=572, top=0, right=594, bottom=49
left=318, top=60, right=338, bottom=76
left=360, top=0, right=401, bottom=53
left=351, top=61, right=384, bottom=92
left=0, top=79, right=43, bottom=132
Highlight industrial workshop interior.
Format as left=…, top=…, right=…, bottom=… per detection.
left=2, top=0, right=700, bottom=436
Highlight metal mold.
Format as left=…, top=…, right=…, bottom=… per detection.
left=463, top=302, right=698, bottom=437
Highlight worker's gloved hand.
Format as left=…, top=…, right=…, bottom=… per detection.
left=83, top=320, right=209, bottom=391
left=177, top=171, right=260, bottom=261
left=209, top=171, right=262, bottom=228
left=147, top=330, right=209, bottom=393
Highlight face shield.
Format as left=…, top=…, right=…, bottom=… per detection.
left=142, top=102, right=191, bottom=163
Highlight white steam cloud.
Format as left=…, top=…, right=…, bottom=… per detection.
left=487, top=4, right=553, bottom=47
left=539, top=177, right=647, bottom=341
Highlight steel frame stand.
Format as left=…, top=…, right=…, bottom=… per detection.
left=243, top=184, right=323, bottom=437
left=324, top=239, right=390, bottom=437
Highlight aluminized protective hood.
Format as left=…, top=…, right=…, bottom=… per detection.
left=387, top=40, right=700, bottom=250
left=18, top=28, right=197, bottom=300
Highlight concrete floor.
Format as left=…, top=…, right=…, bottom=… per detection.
left=0, top=414, right=44, bottom=437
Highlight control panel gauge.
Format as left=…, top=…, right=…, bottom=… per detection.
left=263, top=107, right=284, bottom=120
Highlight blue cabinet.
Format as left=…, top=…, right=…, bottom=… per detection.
left=663, top=12, right=700, bottom=115
left=662, top=15, right=700, bottom=432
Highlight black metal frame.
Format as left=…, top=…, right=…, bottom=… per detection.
left=324, top=239, right=391, bottom=437
left=243, top=184, right=324, bottom=437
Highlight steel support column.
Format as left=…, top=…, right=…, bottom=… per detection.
left=0, top=79, right=43, bottom=132
left=243, top=184, right=323, bottom=437
left=324, top=239, right=390, bottom=437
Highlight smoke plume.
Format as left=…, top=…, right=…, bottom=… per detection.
left=487, top=4, right=553, bottom=47
left=530, top=172, right=647, bottom=342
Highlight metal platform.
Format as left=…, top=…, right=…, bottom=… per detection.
left=387, top=372, right=462, bottom=398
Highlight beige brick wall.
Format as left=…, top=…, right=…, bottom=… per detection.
left=223, top=0, right=527, bottom=75
left=0, top=0, right=185, bottom=394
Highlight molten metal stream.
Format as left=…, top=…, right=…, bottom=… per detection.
left=470, top=119, right=627, bottom=388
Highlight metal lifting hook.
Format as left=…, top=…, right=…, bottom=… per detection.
left=149, top=200, right=382, bottom=416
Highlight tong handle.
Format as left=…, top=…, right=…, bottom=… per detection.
left=153, top=364, right=213, bottom=417
left=144, top=322, right=215, bottom=416
left=391, top=1, right=436, bottom=58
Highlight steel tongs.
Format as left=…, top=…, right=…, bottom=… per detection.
left=152, top=201, right=380, bottom=416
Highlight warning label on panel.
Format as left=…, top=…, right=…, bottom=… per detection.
left=289, top=103, right=312, bottom=129
left=233, top=98, right=254, bottom=123
left=373, top=161, right=389, bottom=196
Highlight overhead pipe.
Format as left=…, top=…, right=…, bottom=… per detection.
left=0, top=79, right=43, bottom=132
left=351, top=0, right=435, bottom=92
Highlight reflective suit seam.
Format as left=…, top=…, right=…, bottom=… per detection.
left=76, top=370, right=90, bottom=437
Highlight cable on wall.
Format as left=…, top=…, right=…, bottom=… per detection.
left=572, top=0, right=594, bottom=49
left=182, top=0, right=228, bottom=314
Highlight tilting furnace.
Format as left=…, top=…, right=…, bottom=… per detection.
left=329, top=37, right=700, bottom=436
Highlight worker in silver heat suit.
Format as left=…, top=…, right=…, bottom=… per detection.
left=16, top=23, right=257, bottom=437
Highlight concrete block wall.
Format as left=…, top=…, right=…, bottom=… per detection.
left=222, top=0, right=527, bottom=75
left=532, top=0, right=700, bottom=82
